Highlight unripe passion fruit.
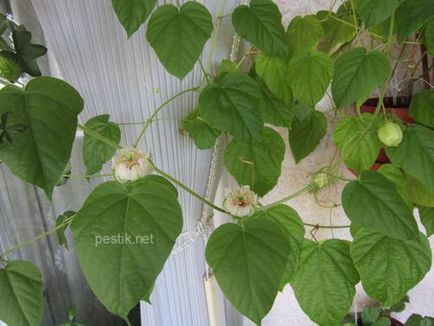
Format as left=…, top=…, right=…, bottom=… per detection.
left=377, top=122, right=403, bottom=147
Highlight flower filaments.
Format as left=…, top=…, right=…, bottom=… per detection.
left=112, top=148, right=153, bottom=183
left=223, top=186, right=258, bottom=217
left=310, top=167, right=339, bottom=193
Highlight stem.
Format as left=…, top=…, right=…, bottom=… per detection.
left=304, top=223, right=351, bottom=229
left=0, top=215, right=74, bottom=259
left=0, top=78, right=11, bottom=87
left=77, top=124, right=122, bottom=150
left=152, top=165, right=228, bottom=214
left=198, top=59, right=210, bottom=83
left=64, top=173, right=112, bottom=179
left=207, top=0, right=229, bottom=74
left=134, top=87, right=198, bottom=148
left=386, top=13, right=395, bottom=55
left=261, top=185, right=313, bottom=209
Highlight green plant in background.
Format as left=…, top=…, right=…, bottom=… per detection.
left=0, top=0, right=434, bottom=325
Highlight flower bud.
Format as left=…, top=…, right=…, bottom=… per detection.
left=310, top=167, right=338, bottom=193
left=223, top=186, right=257, bottom=217
left=112, top=148, right=153, bottom=183
left=378, top=122, right=403, bottom=147
left=0, top=54, right=21, bottom=82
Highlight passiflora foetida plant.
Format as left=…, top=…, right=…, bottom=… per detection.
left=0, top=0, right=434, bottom=325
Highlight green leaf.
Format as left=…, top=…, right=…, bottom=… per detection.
left=251, top=205, right=305, bottom=286
left=396, top=0, right=434, bottom=43
left=332, top=48, right=390, bottom=108
left=292, top=239, right=360, bottom=326
left=355, top=0, right=404, bottom=27
left=181, top=109, right=220, bottom=150
left=71, top=175, right=183, bottom=319
left=112, top=0, right=157, bottom=37
left=232, top=0, right=287, bottom=58
left=199, top=72, right=262, bottom=143
left=12, top=30, right=47, bottom=77
left=401, top=174, right=434, bottom=208
left=342, top=170, right=419, bottom=240
left=405, top=314, right=434, bottom=326
left=419, top=206, right=434, bottom=237
left=386, top=124, right=434, bottom=191
left=255, top=54, right=290, bottom=102
left=377, top=164, right=413, bottom=207
left=83, top=114, right=121, bottom=175
left=258, top=79, right=294, bottom=128
left=146, top=2, right=213, bottom=79
left=205, top=218, right=290, bottom=325
left=286, top=50, right=334, bottom=107
left=351, top=229, right=432, bottom=307
left=289, top=110, right=327, bottom=163
left=409, top=90, right=434, bottom=128
left=0, top=260, right=43, bottom=326
left=224, top=127, right=285, bottom=196
left=316, top=11, right=356, bottom=55
left=361, top=307, right=383, bottom=324
left=425, top=18, right=434, bottom=57
left=333, top=114, right=383, bottom=173
left=0, top=77, right=83, bottom=198
left=56, top=210, right=75, bottom=249
left=286, top=16, right=324, bottom=57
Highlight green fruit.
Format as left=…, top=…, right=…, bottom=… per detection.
left=378, top=122, right=403, bottom=147
left=0, top=52, right=21, bottom=82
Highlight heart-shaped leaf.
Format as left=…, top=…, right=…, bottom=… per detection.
left=332, top=48, right=390, bottom=108
left=409, top=90, right=434, bottom=128
left=224, top=127, right=285, bottom=196
left=289, top=110, right=327, bottom=163
left=342, top=170, right=419, bottom=240
left=386, top=124, right=434, bottom=191
left=0, top=260, right=43, bottom=326
left=355, top=0, right=404, bottom=27
left=83, top=114, right=121, bottom=175
left=181, top=109, right=220, bottom=150
left=205, top=217, right=290, bottom=325
left=255, top=54, right=291, bottom=102
left=286, top=16, right=324, bottom=57
left=292, top=239, right=360, bottom=326
left=396, top=0, right=434, bottom=43
left=252, top=205, right=305, bottom=286
left=146, top=2, right=213, bottom=79
left=112, top=0, right=157, bottom=37
left=286, top=50, right=334, bottom=107
left=232, top=0, right=287, bottom=58
left=333, top=114, right=383, bottom=173
left=72, top=175, right=183, bottom=319
left=0, top=77, right=83, bottom=198
left=199, top=72, right=262, bottom=143
left=351, top=229, right=432, bottom=307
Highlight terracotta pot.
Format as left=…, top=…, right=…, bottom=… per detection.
left=360, top=97, right=414, bottom=167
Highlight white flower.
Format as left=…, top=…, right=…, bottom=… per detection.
left=112, top=148, right=153, bottom=183
left=223, top=186, right=258, bottom=217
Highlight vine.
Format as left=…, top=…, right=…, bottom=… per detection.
left=0, top=1, right=434, bottom=326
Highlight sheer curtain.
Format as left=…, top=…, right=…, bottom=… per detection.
left=0, top=0, right=243, bottom=325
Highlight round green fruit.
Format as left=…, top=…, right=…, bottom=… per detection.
left=378, top=121, right=403, bottom=147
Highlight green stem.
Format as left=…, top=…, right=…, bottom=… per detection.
left=261, top=185, right=313, bottom=209
left=386, top=13, right=395, bottom=55
left=198, top=59, right=210, bottom=83
left=207, top=0, right=229, bottom=73
left=77, top=124, right=122, bottom=150
left=64, top=173, right=112, bottom=179
left=133, top=87, right=198, bottom=148
left=152, top=165, right=228, bottom=214
left=0, top=216, right=75, bottom=259
left=304, top=223, right=351, bottom=229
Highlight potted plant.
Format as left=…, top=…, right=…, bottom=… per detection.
left=0, top=1, right=433, bottom=326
